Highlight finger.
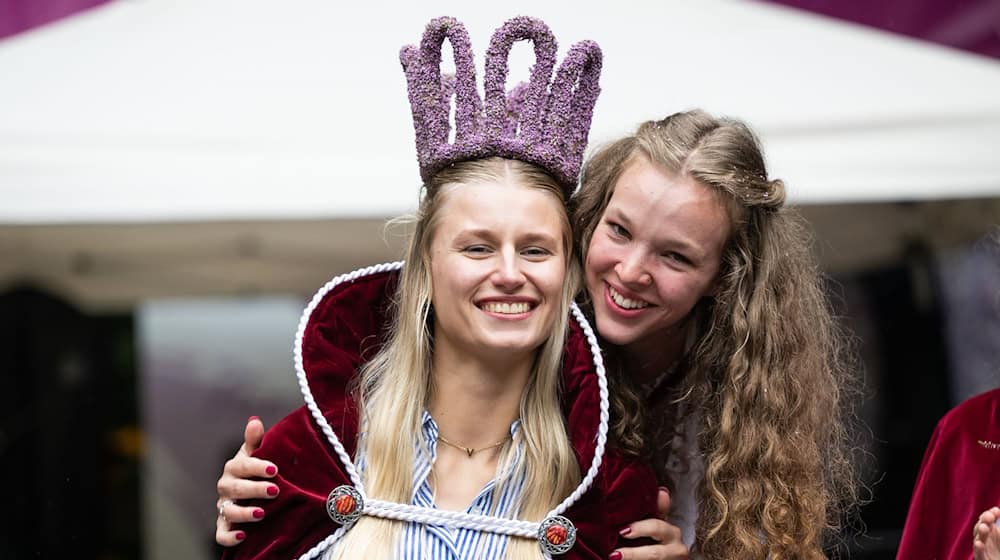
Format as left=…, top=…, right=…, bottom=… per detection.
left=217, top=475, right=280, bottom=502
left=243, top=416, right=267, bottom=455
left=224, top=454, right=277, bottom=480
left=215, top=510, right=247, bottom=546
left=611, top=542, right=689, bottom=560
left=219, top=501, right=268, bottom=524
left=215, top=522, right=247, bottom=547
left=656, top=487, right=671, bottom=520
left=620, top=518, right=683, bottom=544
left=977, top=522, right=990, bottom=544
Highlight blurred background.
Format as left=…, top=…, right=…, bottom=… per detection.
left=1, top=0, right=998, bottom=558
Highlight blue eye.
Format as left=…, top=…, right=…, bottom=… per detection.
left=664, top=252, right=691, bottom=265
left=522, top=247, right=552, bottom=258
left=607, top=222, right=630, bottom=239
left=464, top=245, right=492, bottom=255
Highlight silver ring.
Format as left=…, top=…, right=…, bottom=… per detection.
left=219, top=499, right=234, bottom=519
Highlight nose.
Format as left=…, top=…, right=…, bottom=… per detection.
left=614, top=249, right=652, bottom=287
left=492, top=250, right=526, bottom=291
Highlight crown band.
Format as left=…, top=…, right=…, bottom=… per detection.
left=400, top=16, right=603, bottom=195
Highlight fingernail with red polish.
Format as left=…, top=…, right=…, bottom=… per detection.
left=265, top=465, right=277, bottom=476
left=608, top=552, right=623, bottom=560
left=248, top=416, right=260, bottom=423
left=236, top=531, right=246, bottom=541
left=619, top=527, right=631, bottom=536
left=253, top=508, right=265, bottom=519
left=267, top=485, right=279, bottom=496
left=658, top=486, right=669, bottom=492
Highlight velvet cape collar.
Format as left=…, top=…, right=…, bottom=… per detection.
left=222, top=266, right=658, bottom=559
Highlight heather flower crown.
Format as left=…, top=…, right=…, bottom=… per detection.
left=400, top=16, right=603, bottom=194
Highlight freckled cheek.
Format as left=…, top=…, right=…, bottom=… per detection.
left=585, top=241, right=618, bottom=278
left=649, top=267, right=676, bottom=291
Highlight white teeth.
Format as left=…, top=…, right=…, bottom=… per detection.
left=609, top=286, right=650, bottom=310
left=482, top=302, right=531, bottom=314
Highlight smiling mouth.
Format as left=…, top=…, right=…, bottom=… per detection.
left=480, top=301, right=533, bottom=314
left=608, top=285, right=650, bottom=310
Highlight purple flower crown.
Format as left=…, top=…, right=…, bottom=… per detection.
left=400, top=16, right=603, bottom=195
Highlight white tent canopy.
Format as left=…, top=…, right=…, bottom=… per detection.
left=2, top=0, right=999, bottom=225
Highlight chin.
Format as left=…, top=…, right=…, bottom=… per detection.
left=481, top=335, right=546, bottom=355
left=593, top=315, right=636, bottom=347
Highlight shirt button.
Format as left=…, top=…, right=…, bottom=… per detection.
left=470, top=505, right=483, bottom=515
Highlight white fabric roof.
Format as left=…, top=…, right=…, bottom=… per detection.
left=2, top=0, right=999, bottom=224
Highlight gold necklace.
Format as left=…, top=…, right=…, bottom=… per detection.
left=436, top=433, right=509, bottom=458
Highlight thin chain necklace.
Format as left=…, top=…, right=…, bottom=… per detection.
left=436, top=433, right=509, bottom=458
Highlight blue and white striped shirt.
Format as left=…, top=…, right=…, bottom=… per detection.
left=344, top=411, right=527, bottom=559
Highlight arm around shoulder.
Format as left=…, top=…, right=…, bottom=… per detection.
left=221, top=407, right=354, bottom=560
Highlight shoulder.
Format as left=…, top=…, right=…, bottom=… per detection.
left=934, top=387, right=1000, bottom=438
left=598, top=451, right=659, bottom=522
left=915, top=387, right=1000, bottom=480
left=255, top=406, right=356, bottom=503
left=898, top=388, right=1000, bottom=559
left=557, top=316, right=659, bottom=555
left=222, top=406, right=354, bottom=560
left=559, top=449, right=659, bottom=558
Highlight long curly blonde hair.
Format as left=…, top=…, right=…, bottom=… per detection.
left=573, top=110, right=860, bottom=559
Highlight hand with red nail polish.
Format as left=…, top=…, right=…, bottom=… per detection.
left=215, top=416, right=277, bottom=547
left=610, top=487, right=689, bottom=559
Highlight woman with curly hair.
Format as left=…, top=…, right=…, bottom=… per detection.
left=217, top=110, right=860, bottom=559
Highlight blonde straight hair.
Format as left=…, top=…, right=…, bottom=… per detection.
left=328, top=158, right=582, bottom=559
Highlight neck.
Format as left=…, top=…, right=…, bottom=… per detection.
left=427, top=342, right=533, bottom=447
left=625, top=322, right=688, bottom=384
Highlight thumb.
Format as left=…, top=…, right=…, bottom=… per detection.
left=656, top=487, right=671, bottom=520
left=243, top=416, right=266, bottom=454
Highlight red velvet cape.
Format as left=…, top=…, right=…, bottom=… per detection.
left=897, top=388, right=1000, bottom=559
left=222, top=268, right=658, bottom=559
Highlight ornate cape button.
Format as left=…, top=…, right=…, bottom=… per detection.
left=326, top=485, right=364, bottom=526
left=538, top=515, right=576, bottom=555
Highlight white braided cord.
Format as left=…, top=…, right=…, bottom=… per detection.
left=364, top=499, right=537, bottom=536
left=294, top=526, right=347, bottom=560
left=293, top=260, right=404, bottom=496
left=549, top=301, right=608, bottom=518
left=291, top=262, right=609, bottom=558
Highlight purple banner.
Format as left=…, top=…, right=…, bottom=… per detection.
left=760, top=0, right=1000, bottom=60
left=0, top=0, right=112, bottom=41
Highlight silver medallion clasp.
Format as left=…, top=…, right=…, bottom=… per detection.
left=538, top=515, right=576, bottom=555
left=326, top=485, right=364, bottom=526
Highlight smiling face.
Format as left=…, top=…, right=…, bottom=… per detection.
left=428, top=178, right=568, bottom=363
left=584, top=155, right=731, bottom=361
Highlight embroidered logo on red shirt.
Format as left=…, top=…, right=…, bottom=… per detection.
left=978, top=440, right=1000, bottom=450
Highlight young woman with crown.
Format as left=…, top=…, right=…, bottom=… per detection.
left=218, top=16, right=663, bottom=560
left=217, top=16, right=860, bottom=560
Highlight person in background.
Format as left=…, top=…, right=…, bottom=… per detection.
left=899, top=387, right=1000, bottom=559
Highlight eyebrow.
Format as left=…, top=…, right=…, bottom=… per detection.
left=457, top=228, right=560, bottom=247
